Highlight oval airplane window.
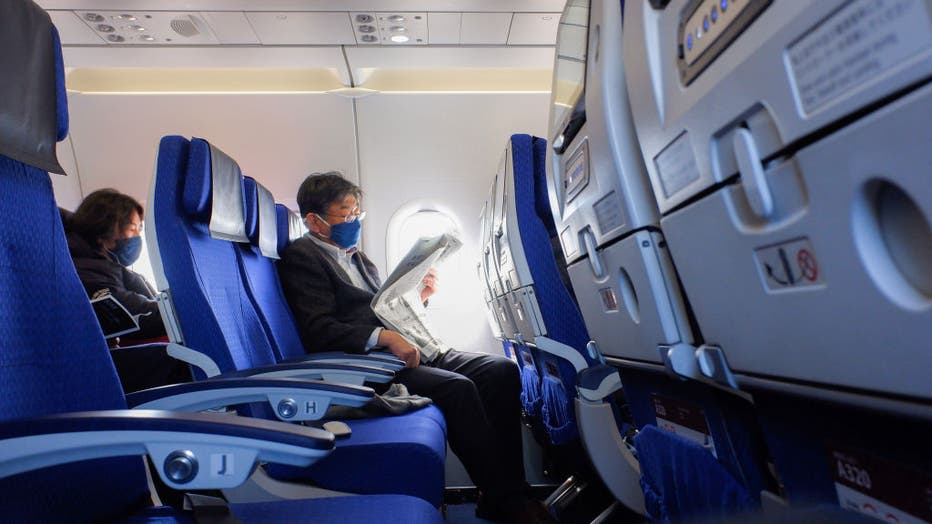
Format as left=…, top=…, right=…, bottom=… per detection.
left=387, top=206, right=499, bottom=354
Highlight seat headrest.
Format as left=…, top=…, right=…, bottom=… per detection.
left=275, top=203, right=308, bottom=257
left=243, top=176, right=280, bottom=259
left=0, top=1, right=68, bottom=174
left=183, top=137, right=248, bottom=242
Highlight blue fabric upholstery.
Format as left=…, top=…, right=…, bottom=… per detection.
left=618, top=367, right=772, bottom=500
left=0, top=15, right=147, bottom=520
left=53, top=27, right=68, bottom=142
left=515, top=343, right=542, bottom=417
left=152, top=136, right=446, bottom=506
left=267, top=409, right=446, bottom=498
left=0, top=154, right=151, bottom=523
left=635, top=425, right=755, bottom=522
left=230, top=495, right=442, bottom=524
left=512, top=134, right=591, bottom=356
left=508, top=133, right=593, bottom=444
left=615, top=365, right=775, bottom=522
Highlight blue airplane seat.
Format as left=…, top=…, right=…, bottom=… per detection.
left=506, top=133, right=597, bottom=445
left=0, top=4, right=442, bottom=523
left=239, top=193, right=446, bottom=437
left=148, top=137, right=445, bottom=506
left=235, top=178, right=447, bottom=496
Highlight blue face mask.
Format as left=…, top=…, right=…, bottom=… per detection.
left=316, top=213, right=362, bottom=250
left=328, top=219, right=362, bottom=250
left=111, top=235, right=143, bottom=266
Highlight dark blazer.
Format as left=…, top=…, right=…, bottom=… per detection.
left=278, top=234, right=385, bottom=354
left=65, top=230, right=166, bottom=340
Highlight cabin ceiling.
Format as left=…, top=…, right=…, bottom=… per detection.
left=40, top=0, right=564, bottom=90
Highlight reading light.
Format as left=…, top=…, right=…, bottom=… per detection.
left=390, top=34, right=410, bottom=43
left=389, top=26, right=407, bottom=32
left=388, top=15, right=405, bottom=22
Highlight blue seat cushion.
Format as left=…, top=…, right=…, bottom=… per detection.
left=266, top=407, right=448, bottom=507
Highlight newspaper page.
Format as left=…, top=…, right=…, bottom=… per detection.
left=371, top=233, right=462, bottom=361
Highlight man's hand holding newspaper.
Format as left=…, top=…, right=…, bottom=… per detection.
left=371, top=233, right=462, bottom=363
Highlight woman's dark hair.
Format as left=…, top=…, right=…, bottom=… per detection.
left=69, top=189, right=144, bottom=249
left=297, top=172, right=362, bottom=218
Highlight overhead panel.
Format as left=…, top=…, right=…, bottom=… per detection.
left=75, top=11, right=220, bottom=45
left=507, top=13, right=560, bottom=45
left=245, top=12, right=355, bottom=45
left=427, top=13, right=462, bottom=45
left=461, top=13, right=514, bottom=45
left=350, top=12, right=428, bottom=45
left=199, top=12, right=259, bottom=44
left=47, top=10, right=106, bottom=44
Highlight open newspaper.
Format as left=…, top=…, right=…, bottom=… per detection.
left=371, top=233, right=462, bottom=361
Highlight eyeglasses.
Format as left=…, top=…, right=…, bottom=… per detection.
left=323, top=210, right=367, bottom=223
left=124, top=221, right=144, bottom=234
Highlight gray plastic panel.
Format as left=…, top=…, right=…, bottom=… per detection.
left=499, top=140, right=536, bottom=292
left=662, top=87, right=932, bottom=400
left=569, top=229, right=694, bottom=362
left=505, top=287, right=546, bottom=342
left=489, top=154, right=512, bottom=297
left=547, top=0, right=659, bottom=265
left=623, top=0, right=932, bottom=214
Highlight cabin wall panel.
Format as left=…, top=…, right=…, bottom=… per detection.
left=65, top=92, right=357, bottom=208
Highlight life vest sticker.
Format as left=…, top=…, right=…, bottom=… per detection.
left=754, top=237, right=825, bottom=292
left=652, top=394, right=717, bottom=458
left=829, top=444, right=932, bottom=523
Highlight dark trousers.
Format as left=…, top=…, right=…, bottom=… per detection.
left=393, top=349, right=526, bottom=503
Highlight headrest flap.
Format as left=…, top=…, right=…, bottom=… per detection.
left=244, top=177, right=280, bottom=258
left=274, top=203, right=308, bottom=257
left=207, top=142, right=249, bottom=242
left=243, top=176, right=261, bottom=244
left=0, top=3, right=67, bottom=174
left=182, top=138, right=248, bottom=241
left=289, top=208, right=308, bottom=243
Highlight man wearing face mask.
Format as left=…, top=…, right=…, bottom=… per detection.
left=65, top=189, right=167, bottom=344
left=279, top=173, right=556, bottom=524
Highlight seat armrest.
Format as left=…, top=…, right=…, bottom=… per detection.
left=126, top=378, right=373, bottom=421
left=220, top=361, right=394, bottom=386
left=281, top=351, right=405, bottom=372
left=577, top=364, right=622, bottom=402
left=0, top=409, right=333, bottom=489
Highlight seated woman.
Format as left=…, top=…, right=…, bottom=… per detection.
left=65, top=189, right=188, bottom=391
